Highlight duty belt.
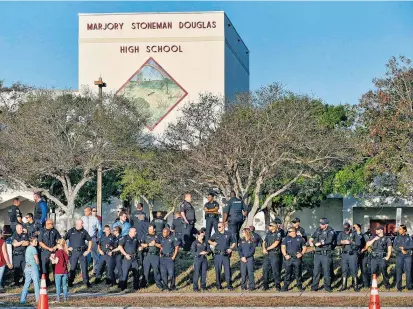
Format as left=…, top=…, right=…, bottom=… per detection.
left=315, top=250, right=331, bottom=255
left=73, top=247, right=86, bottom=252
left=371, top=252, right=386, bottom=258
left=342, top=250, right=355, bottom=255
left=398, top=250, right=413, bottom=256
left=13, top=250, right=25, bottom=255
left=206, top=214, right=219, bottom=218
left=214, top=250, right=229, bottom=256
left=146, top=251, right=159, bottom=255
left=161, top=253, right=173, bottom=257
left=268, top=249, right=281, bottom=254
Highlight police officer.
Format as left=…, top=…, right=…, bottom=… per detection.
left=140, top=225, right=163, bottom=289
left=113, top=211, right=131, bottom=237
left=151, top=211, right=168, bottom=237
left=208, top=222, right=236, bottom=290
left=204, top=193, right=220, bottom=241
left=23, top=213, right=41, bottom=238
left=223, top=191, right=248, bottom=244
left=337, top=222, right=361, bottom=291
left=249, top=226, right=263, bottom=247
left=393, top=225, right=413, bottom=291
left=170, top=212, right=185, bottom=246
left=180, top=193, right=196, bottom=251
left=159, top=227, right=180, bottom=291
left=8, top=198, right=22, bottom=234
left=365, top=225, right=392, bottom=290
left=33, top=192, right=48, bottom=226
left=38, top=219, right=61, bottom=286
left=352, top=223, right=369, bottom=288
left=11, top=224, right=29, bottom=286
left=309, top=217, right=335, bottom=292
left=291, top=217, right=307, bottom=242
left=238, top=228, right=256, bottom=291
left=131, top=202, right=148, bottom=226
left=65, top=219, right=93, bottom=288
left=281, top=227, right=307, bottom=291
left=191, top=227, right=210, bottom=291
left=262, top=219, right=284, bottom=291
left=110, top=226, right=123, bottom=283
left=118, top=227, right=141, bottom=291
left=95, top=225, right=116, bottom=285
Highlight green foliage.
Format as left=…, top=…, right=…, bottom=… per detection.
left=331, top=163, right=368, bottom=197
left=120, top=167, right=162, bottom=201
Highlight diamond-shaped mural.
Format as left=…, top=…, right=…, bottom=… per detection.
left=116, top=57, right=188, bottom=131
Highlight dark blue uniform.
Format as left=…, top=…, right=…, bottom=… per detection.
left=191, top=238, right=210, bottom=290
left=95, top=233, right=116, bottom=284
left=204, top=201, right=219, bottom=241
left=337, top=230, right=361, bottom=290
left=64, top=227, right=92, bottom=286
left=356, top=231, right=371, bottom=287
left=223, top=197, right=248, bottom=243
left=119, top=235, right=141, bottom=290
left=38, top=227, right=61, bottom=285
left=131, top=210, right=147, bottom=227
left=112, top=235, right=123, bottom=281
left=262, top=229, right=284, bottom=290
left=151, top=218, right=167, bottom=236
left=141, top=233, right=162, bottom=288
left=393, top=234, right=413, bottom=290
left=209, top=231, right=236, bottom=289
left=238, top=238, right=256, bottom=290
left=296, top=226, right=307, bottom=242
left=282, top=235, right=306, bottom=291
left=369, top=235, right=392, bottom=289
left=171, top=218, right=184, bottom=246
left=12, top=231, right=28, bottom=285
left=159, top=235, right=179, bottom=289
left=8, top=205, right=22, bottom=233
left=180, top=200, right=196, bottom=251
left=252, top=232, right=263, bottom=247
left=311, top=227, right=335, bottom=291
left=24, top=222, right=41, bottom=238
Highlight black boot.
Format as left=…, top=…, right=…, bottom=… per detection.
left=353, top=277, right=360, bottom=292
left=339, top=277, right=347, bottom=292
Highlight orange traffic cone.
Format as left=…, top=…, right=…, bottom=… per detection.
left=38, top=274, right=49, bottom=309
left=369, top=274, right=380, bottom=309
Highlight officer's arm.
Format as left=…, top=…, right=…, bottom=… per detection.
left=97, top=243, right=104, bottom=255
left=86, top=240, right=92, bottom=252
left=12, top=238, right=22, bottom=247
left=301, top=244, right=307, bottom=255
left=266, top=240, right=280, bottom=250
left=242, top=201, right=248, bottom=217
left=208, top=234, right=217, bottom=247
left=118, top=245, right=129, bottom=257
left=191, top=241, right=197, bottom=256
left=39, top=241, right=52, bottom=251
left=172, top=245, right=179, bottom=260
left=222, top=204, right=229, bottom=222
left=230, top=235, right=237, bottom=250
left=392, top=238, right=399, bottom=251
left=386, top=242, right=392, bottom=259
left=154, top=240, right=162, bottom=249
left=337, top=233, right=344, bottom=246
left=365, top=237, right=377, bottom=248
left=281, top=244, right=287, bottom=257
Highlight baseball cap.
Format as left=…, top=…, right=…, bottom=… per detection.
left=375, top=225, right=384, bottom=231
left=343, top=222, right=351, bottom=229
left=291, top=217, right=300, bottom=223
left=274, top=218, right=282, bottom=224
left=320, top=218, right=329, bottom=225
left=269, top=221, right=278, bottom=227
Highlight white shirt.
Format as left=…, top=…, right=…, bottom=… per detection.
left=81, top=215, right=101, bottom=238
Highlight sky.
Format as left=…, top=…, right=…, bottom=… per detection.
left=0, top=1, right=412, bottom=106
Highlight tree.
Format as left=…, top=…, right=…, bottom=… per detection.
left=0, top=85, right=149, bottom=228
left=357, top=56, right=413, bottom=197
left=162, top=84, right=355, bottom=225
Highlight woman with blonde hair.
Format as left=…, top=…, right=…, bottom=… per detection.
left=238, top=228, right=256, bottom=290
left=50, top=238, right=69, bottom=302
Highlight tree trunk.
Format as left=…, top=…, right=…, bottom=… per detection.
left=65, top=200, right=75, bottom=232
left=246, top=177, right=263, bottom=226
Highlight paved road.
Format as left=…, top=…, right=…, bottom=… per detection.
left=4, top=307, right=413, bottom=309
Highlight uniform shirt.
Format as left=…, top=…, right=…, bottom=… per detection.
left=252, top=232, right=263, bottom=247
left=296, top=226, right=307, bottom=241
left=204, top=201, right=219, bottom=217
left=142, top=233, right=160, bottom=255
left=151, top=218, right=167, bottom=234
left=209, top=231, right=236, bottom=251
left=64, top=227, right=91, bottom=249
left=311, top=226, right=335, bottom=252
left=238, top=238, right=256, bottom=258
left=131, top=210, right=147, bottom=225
left=38, top=227, right=61, bottom=249
left=119, top=235, right=140, bottom=255
left=25, top=245, right=39, bottom=271
left=159, top=235, right=179, bottom=255
left=282, top=235, right=306, bottom=256
left=264, top=229, right=284, bottom=252
left=223, top=197, right=248, bottom=222
left=24, top=221, right=41, bottom=238
left=392, top=234, right=413, bottom=254
left=98, top=233, right=115, bottom=253
left=370, top=235, right=392, bottom=253
left=34, top=200, right=48, bottom=223
left=113, top=220, right=131, bottom=237
left=171, top=218, right=184, bottom=234
left=81, top=215, right=101, bottom=238
left=8, top=205, right=22, bottom=223
left=12, top=231, right=29, bottom=253
left=337, top=230, right=361, bottom=252
left=136, top=220, right=149, bottom=241
left=180, top=200, right=196, bottom=222
left=191, top=239, right=210, bottom=258
left=113, top=235, right=122, bottom=249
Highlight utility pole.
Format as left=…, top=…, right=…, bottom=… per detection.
left=94, top=76, right=106, bottom=218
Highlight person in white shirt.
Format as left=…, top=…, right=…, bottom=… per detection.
left=81, top=207, right=101, bottom=275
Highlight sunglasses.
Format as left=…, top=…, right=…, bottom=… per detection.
left=92, top=210, right=97, bottom=213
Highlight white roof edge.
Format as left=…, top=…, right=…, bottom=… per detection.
left=78, top=11, right=225, bottom=16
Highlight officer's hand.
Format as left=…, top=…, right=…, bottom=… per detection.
left=172, top=256, right=176, bottom=261
left=400, top=246, right=404, bottom=250
left=7, top=263, right=13, bottom=269
left=224, top=222, right=228, bottom=229
left=126, top=254, right=131, bottom=260
left=297, top=231, right=302, bottom=236
left=296, top=252, right=303, bottom=258
left=402, top=249, right=407, bottom=255
left=23, top=228, right=27, bottom=234
left=384, top=256, right=390, bottom=261
left=309, top=241, right=314, bottom=247
left=149, top=240, right=155, bottom=246
left=108, top=251, right=112, bottom=256
left=200, top=251, right=208, bottom=255
left=263, top=249, right=268, bottom=255
left=68, top=247, right=73, bottom=252
left=285, top=255, right=291, bottom=260
left=374, top=236, right=380, bottom=241
left=227, top=249, right=232, bottom=254
left=98, top=250, right=104, bottom=256
left=315, top=242, right=321, bottom=247
left=83, top=251, right=89, bottom=257
left=241, top=257, right=247, bottom=263
left=361, top=248, right=366, bottom=253
left=48, top=248, right=54, bottom=253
